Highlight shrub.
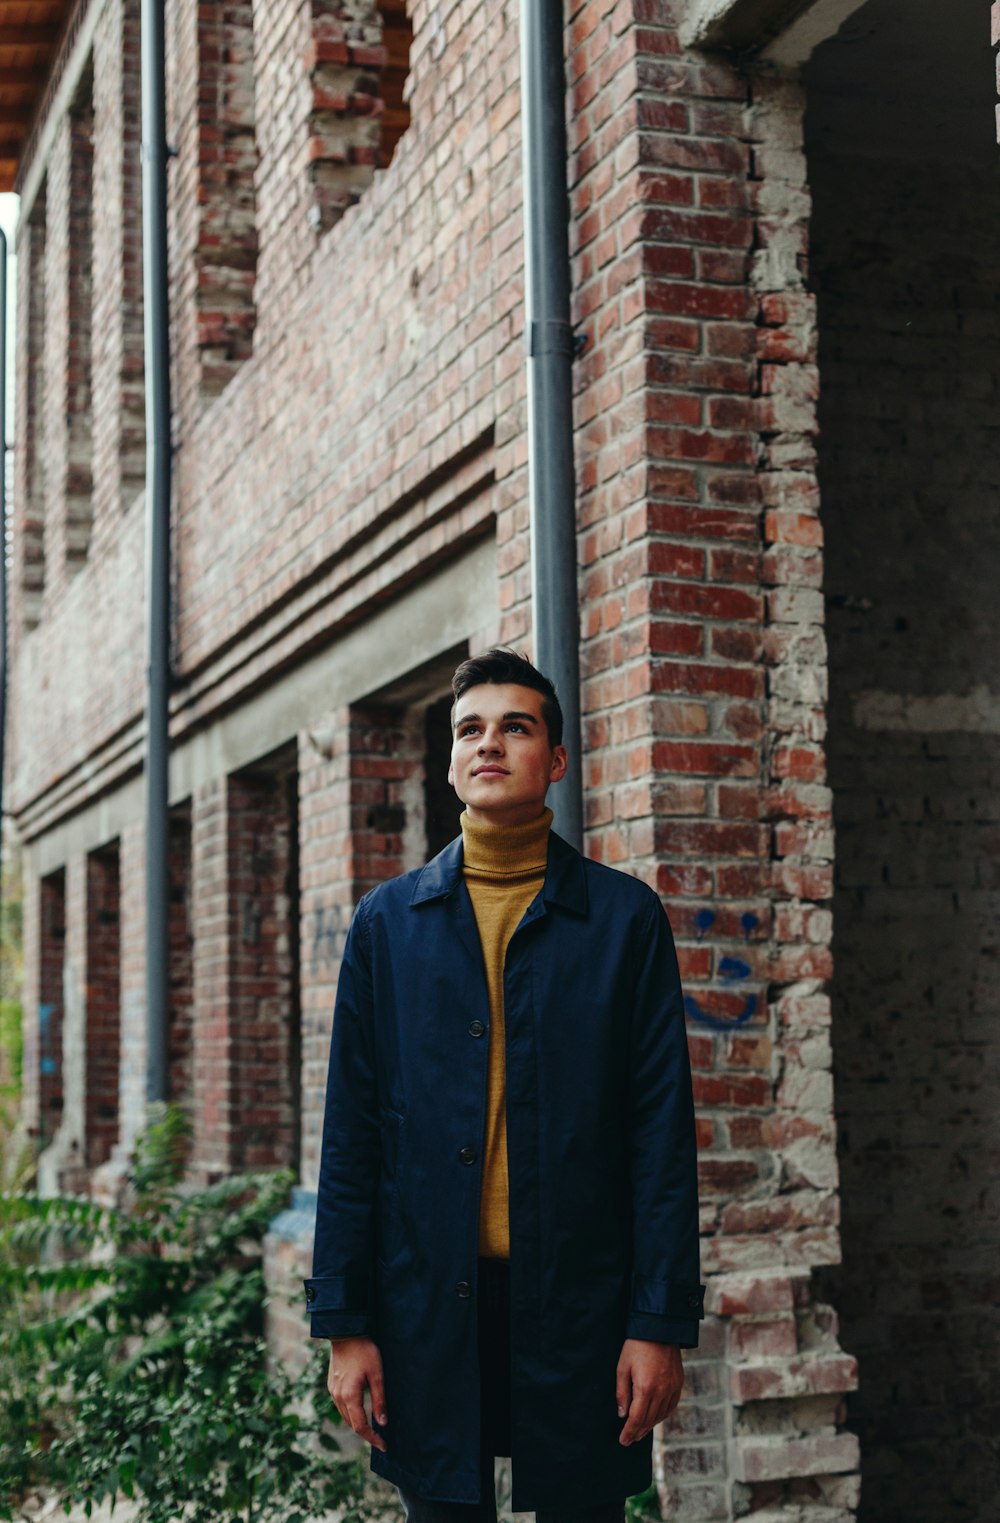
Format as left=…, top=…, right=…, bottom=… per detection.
left=0, top=1103, right=379, bottom=1523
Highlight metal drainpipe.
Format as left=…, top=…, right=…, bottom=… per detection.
left=0, top=228, right=7, bottom=877
left=519, top=0, right=583, bottom=851
left=141, top=0, right=172, bottom=1104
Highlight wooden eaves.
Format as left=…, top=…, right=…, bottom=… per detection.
left=0, top=0, right=73, bottom=192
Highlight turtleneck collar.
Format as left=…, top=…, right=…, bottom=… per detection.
left=460, top=807, right=553, bottom=879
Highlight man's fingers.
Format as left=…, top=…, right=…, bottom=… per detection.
left=369, top=1361, right=388, bottom=1427
left=343, top=1389, right=387, bottom=1453
left=619, top=1384, right=653, bottom=1446
left=327, top=1339, right=387, bottom=1451
left=615, top=1359, right=632, bottom=1420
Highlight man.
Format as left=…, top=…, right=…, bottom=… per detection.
left=304, top=649, right=703, bottom=1523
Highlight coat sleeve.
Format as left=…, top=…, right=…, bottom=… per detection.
left=303, top=894, right=380, bottom=1340
left=625, top=893, right=704, bottom=1348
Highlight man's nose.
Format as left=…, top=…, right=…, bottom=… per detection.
left=477, top=726, right=504, bottom=752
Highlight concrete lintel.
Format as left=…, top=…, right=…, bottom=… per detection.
left=682, top=0, right=866, bottom=60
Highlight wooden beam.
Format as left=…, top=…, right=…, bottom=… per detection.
left=0, top=23, right=60, bottom=48
left=0, top=65, right=47, bottom=86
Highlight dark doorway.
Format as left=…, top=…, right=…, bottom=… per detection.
left=38, top=869, right=66, bottom=1147
left=806, top=3, right=1000, bottom=1518
left=228, top=745, right=301, bottom=1172
left=85, top=842, right=120, bottom=1167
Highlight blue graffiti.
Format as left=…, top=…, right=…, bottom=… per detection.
left=684, top=991, right=757, bottom=1030
left=685, top=917, right=758, bottom=1028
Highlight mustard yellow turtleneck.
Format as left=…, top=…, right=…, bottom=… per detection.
left=460, top=806, right=552, bottom=1259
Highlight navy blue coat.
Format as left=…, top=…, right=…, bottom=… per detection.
left=304, top=830, right=703, bottom=1511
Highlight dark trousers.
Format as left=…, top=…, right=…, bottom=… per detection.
left=397, top=1258, right=626, bottom=1523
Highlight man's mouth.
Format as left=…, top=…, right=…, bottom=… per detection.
left=473, top=766, right=509, bottom=776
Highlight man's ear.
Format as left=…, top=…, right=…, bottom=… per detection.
left=550, top=746, right=568, bottom=783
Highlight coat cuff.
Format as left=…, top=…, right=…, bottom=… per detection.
left=309, top=1309, right=374, bottom=1340
left=304, top=1273, right=374, bottom=1341
left=626, top=1311, right=700, bottom=1348
left=630, top=1274, right=704, bottom=1322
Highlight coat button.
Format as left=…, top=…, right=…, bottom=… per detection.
left=458, top=1146, right=476, bottom=1165
left=468, top=1020, right=485, bottom=1037
left=456, top=1281, right=472, bottom=1299
left=305, top=1286, right=316, bottom=1302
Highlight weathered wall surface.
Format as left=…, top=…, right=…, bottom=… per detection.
left=811, top=149, right=1000, bottom=1523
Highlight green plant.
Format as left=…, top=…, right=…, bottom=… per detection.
left=0, top=1103, right=378, bottom=1523
left=625, top=1481, right=662, bottom=1523
left=0, top=1000, right=20, bottom=1097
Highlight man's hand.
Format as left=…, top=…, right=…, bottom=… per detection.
left=616, top=1338, right=684, bottom=1445
left=328, top=1336, right=388, bottom=1452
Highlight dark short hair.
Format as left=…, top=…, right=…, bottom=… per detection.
left=451, top=648, right=563, bottom=747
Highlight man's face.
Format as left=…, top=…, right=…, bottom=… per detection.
left=448, top=682, right=568, bottom=826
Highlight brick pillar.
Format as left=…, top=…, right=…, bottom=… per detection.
left=167, top=808, right=195, bottom=1122
left=90, top=820, right=153, bottom=1204
left=295, top=710, right=346, bottom=1193
left=191, top=780, right=230, bottom=1177
left=85, top=843, right=121, bottom=1168
left=557, top=9, right=856, bottom=1515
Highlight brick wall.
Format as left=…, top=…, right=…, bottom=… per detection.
left=85, top=842, right=121, bottom=1168
left=811, top=148, right=1000, bottom=1523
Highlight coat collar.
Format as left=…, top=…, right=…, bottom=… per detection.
left=410, top=827, right=589, bottom=916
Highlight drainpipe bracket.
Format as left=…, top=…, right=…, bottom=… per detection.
left=525, top=319, right=577, bottom=358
